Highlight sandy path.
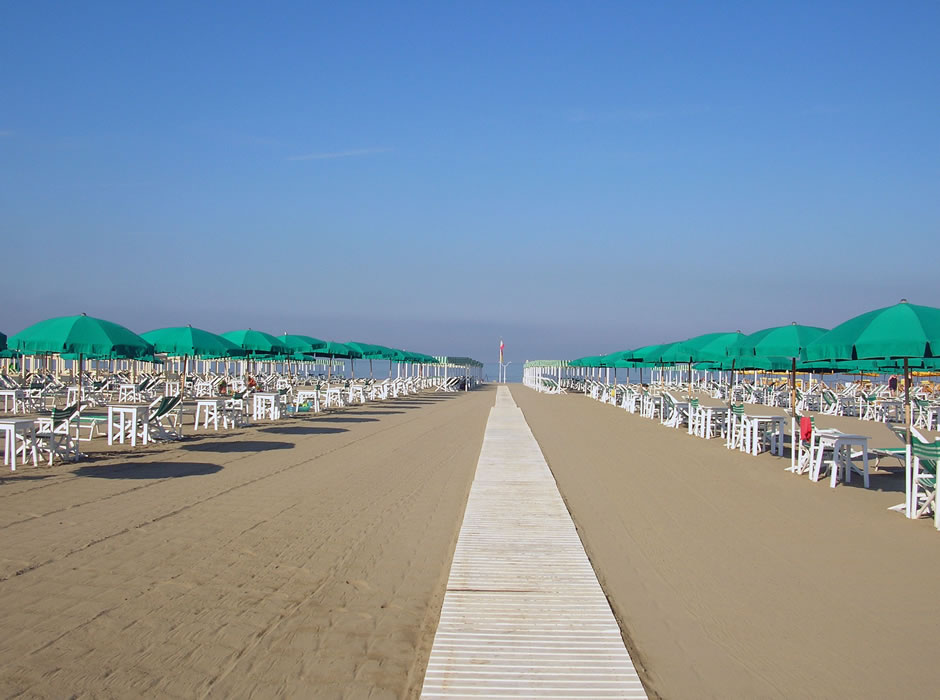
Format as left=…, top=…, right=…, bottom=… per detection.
left=0, top=388, right=494, bottom=699
left=511, top=386, right=940, bottom=700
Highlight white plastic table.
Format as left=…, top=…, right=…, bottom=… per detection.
left=745, top=415, right=786, bottom=456
left=0, top=389, right=24, bottom=413
left=811, top=430, right=870, bottom=488
left=0, top=418, right=37, bottom=470
left=107, top=404, right=151, bottom=446
left=194, top=398, right=225, bottom=430
left=324, top=387, right=344, bottom=409
left=692, top=405, right=726, bottom=439
left=924, top=405, right=940, bottom=431
left=252, top=392, right=280, bottom=420
left=295, top=389, right=320, bottom=413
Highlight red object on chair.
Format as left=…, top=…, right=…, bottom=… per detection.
left=800, top=416, right=813, bottom=442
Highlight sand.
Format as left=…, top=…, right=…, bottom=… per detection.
left=511, top=385, right=940, bottom=699
left=0, top=387, right=495, bottom=699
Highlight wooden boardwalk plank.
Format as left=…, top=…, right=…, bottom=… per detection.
left=421, top=387, right=648, bottom=698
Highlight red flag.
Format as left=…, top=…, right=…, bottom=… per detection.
left=499, top=339, right=504, bottom=363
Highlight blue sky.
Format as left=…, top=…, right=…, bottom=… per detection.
left=2, top=1, right=938, bottom=372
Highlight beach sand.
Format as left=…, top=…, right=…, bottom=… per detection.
left=511, top=385, right=940, bottom=699
left=0, top=387, right=494, bottom=699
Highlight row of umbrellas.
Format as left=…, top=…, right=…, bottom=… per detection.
left=569, top=300, right=940, bottom=375
left=3, top=315, right=440, bottom=365
left=567, top=300, right=940, bottom=441
left=2, top=314, right=451, bottom=400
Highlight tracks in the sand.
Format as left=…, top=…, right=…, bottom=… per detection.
left=0, top=390, right=494, bottom=698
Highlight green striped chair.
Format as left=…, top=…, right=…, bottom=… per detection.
left=34, top=403, right=81, bottom=465
left=147, top=395, right=183, bottom=441
left=911, top=434, right=940, bottom=527
left=688, top=398, right=700, bottom=436
left=726, top=404, right=749, bottom=452
left=792, top=415, right=817, bottom=475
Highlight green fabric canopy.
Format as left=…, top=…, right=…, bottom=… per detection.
left=659, top=331, right=744, bottom=364
left=697, top=355, right=793, bottom=372
left=569, top=355, right=608, bottom=367
left=278, top=334, right=327, bottom=355
left=798, top=357, right=940, bottom=374
left=9, top=313, right=154, bottom=359
left=312, top=341, right=363, bottom=359
left=220, top=329, right=290, bottom=356
left=598, top=351, right=644, bottom=368
left=346, top=341, right=390, bottom=359
left=626, top=343, right=676, bottom=364
left=728, top=323, right=828, bottom=359
left=0, top=331, right=6, bottom=351
left=437, top=356, right=483, bottom=368
left=141, top=325, right=245, bottom=358
left=804, top=300, right=940, bottom=361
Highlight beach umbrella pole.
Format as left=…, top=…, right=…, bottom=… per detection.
left=790, top=357, right=798, bottom=472
left=905, top=357, right=912, bottom=517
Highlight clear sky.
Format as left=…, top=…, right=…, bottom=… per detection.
left=2, top=1, right=938, bottom=372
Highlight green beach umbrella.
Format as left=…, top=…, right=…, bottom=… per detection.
left=569, top=355, right=605, bottom=368
left=278, top=334, right=327, bottom=355
left=659, top=332, right=744, bottom=364
left=623, top=344, right=677, bottom=386
left=276, top=335, right=328, bottom=375
left=347, top=342, right=402, bottom=378
left=0, top=331, right=6, bottom=351
left=221, top=329, right=291, bottom=379
left=632, top=334, right=741, bottom=391
left=9, top=313, right=154, bottom=406
left=311, top=341, right=363, bottom=380
left=312, top=341, right=362, bottom=359
left=596, top=351, right=639, bottom=369
left=142, top=325, right=244, bottom=358
left=627, top=344, right=676, bottom=363
left=699, top=355, right=793, bottom=372
left=729, top=323, right=828, bottom=416
left=221, top=329, right=291, bottom=356
left=805, top=299, right=940, bottom=504
left=804, top=300, right=940, bottom=362
left=729, top=323, right=828, bottom=359
left=142, top=325, right=246, bottom=405
left=10, top=313, right=153, bottom=358
left=347, top=341, right=390, bottom=358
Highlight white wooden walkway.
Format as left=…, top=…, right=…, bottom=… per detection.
left=421, top=386, right=647, bottom=698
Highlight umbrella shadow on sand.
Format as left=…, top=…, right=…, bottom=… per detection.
left=314, top=416, right=378, bottom=423
left=259, top=426, right=347, bottom=436
left=181, top=441, right=294, bottom=453
left=344, top=410, right=406, bottom=416
left=74, top=462, right=222, bottom=479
